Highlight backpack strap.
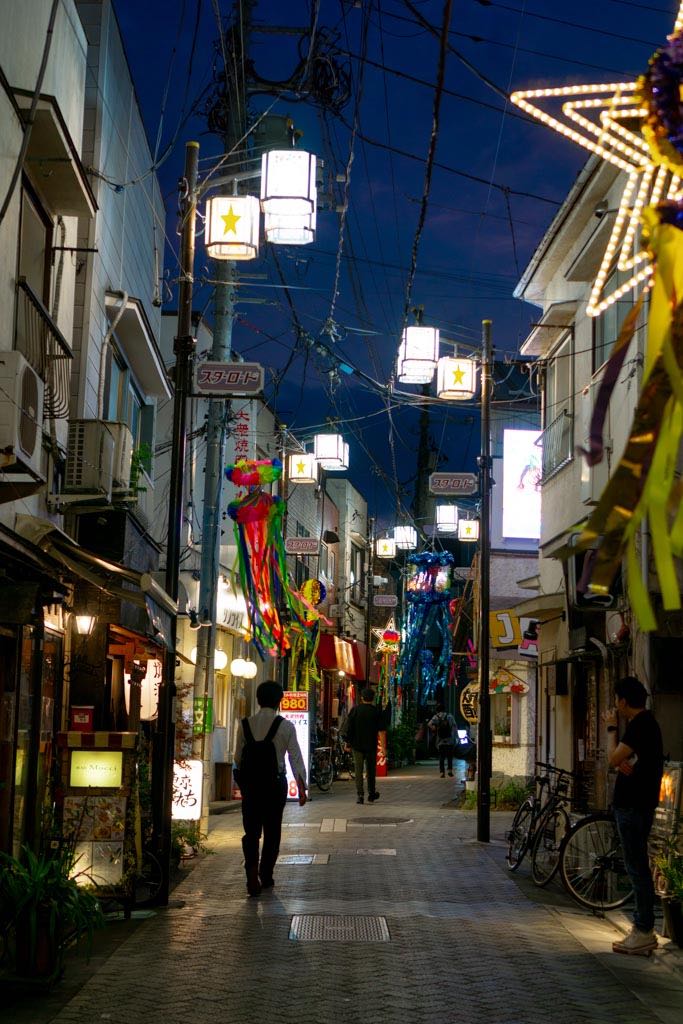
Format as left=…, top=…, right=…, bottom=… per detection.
left=265, top=715, right=283, bottom=742
left=242, top=717, right=254, bottom=743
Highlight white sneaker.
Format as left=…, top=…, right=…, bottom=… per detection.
left=612, top=925, right=657, bottom=955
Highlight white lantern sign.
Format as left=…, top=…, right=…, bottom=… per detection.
left=205, top=195, right=260, bottom=260
left=264, top=209, right=316, bottom=246
left=313, top=433, right=349, bottom=470
left=288, top=452, right=317, bottom=483
left=458, top=519, right=480, bottom=542
left=394, top=525, right=417, bottom=550
left=397, top=326, right=439, bottom=384
left=436, top=356, right=477, bottom=400
left=261, top=150, right=316, bottom=216
left=172, top=759, right=202, bottom=821
left=436, top=505, right=459, bottom=534
left=376, top=537, right=396, bottom=558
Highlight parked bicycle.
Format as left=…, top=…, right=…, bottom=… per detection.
left=331, top=728, right=355, bottom=781
left=558, top=810, right=633, bottom=912
left=506, top=761, right=574, bottom=876
left=310, top=745, right=334, bottom=792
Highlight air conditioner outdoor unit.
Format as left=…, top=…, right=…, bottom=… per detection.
left=64, top=420, right=114, bottom=500
left=0, top=350, right=45, bottom=480
left=107, top=421, right=133, bottom=491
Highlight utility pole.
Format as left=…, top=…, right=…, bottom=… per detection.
left=476, top=318, right=493, bottom=843
left=154, top=140, right=200, bottom=903
left=365, top=516, right=376, bottom=682
left=191, top=1, right=251, bottom=828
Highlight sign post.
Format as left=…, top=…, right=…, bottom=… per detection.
left=194, top=361, right=264, bottom=396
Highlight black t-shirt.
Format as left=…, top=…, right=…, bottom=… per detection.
left=613, top=710, right=664, bottom=811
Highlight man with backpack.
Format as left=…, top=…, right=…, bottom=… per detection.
left=234, top=681, right=307, bottom=897
left=344, top=687, right=392, bottom=804
left=428, top=704, right=456, bottom=777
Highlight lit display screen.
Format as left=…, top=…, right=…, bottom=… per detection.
left=502, top=429, right=542, bottom=539
left=280, top=692, right=310, bottom=801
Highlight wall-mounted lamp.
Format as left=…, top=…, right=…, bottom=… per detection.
left=74, top=614, right=96, bottom=636
left=188, top=609, right=202, bottom=631
left=522, top=612, right=566, bottom=642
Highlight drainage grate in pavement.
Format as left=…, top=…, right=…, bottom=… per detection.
left=347, top=816, right=412, bottom=825
left=356, top=848, right=396, bottom=856
left=289, top=915, right=390, bottom=942
left=279, top=854, right=314, bottom=865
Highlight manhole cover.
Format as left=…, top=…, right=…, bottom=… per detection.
left=289, top=915, right=390, bottom=942
left=347, top=817, right=412, bottom=825
left=279, top=855, right=314, bottom=865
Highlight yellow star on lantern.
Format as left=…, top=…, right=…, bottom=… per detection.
left=452, top=367, right=465, bottom=385
left=221, top=205, right=241, bottom=235
left=510, top=4, right=683, bottom=317
left=295, top=460, right=306, bottom=475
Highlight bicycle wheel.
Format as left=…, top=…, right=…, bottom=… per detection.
left=315, top=752, right=333, bottom=792
left=506, top=797, right=535, bottom=870
left=559, top=813, right=633, bottom=911
left=531, top=804, right=570, bottom=887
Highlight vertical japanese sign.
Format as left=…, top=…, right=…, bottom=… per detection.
left=225, top=399, right=257, bottom=469
left=172, top=759, right=202, bottom=820
left=280, top=692, right=309, bottom=800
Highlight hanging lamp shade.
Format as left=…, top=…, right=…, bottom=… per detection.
left=376, top=537, right=396, bottom=558
left=264, top=208, right=316, bottom=246
left=458, top=519, right=480, bottom=542
left=394, top=525, right=417, bottom=550
left=242, top=660, right=258, bottom=679
left=230, top=657, right=247, bottom=677
left=214, top=649, right=229, bottom=671
left=436, top=504, right=459, bottom=533
left=261, top=150, right=316, bottom=216
left=205, top=195, right=260, bottom=260
left=436, top=356, right=477, bottom=400
left=314, top=433, right=349, bottom=470
left=288, top=452, right=317, bottom=483
left=397, top=326, right=439, bottom=384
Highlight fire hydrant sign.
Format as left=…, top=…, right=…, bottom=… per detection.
left=280, top=692, right=310, bottom=801
left=195, top=361, right=264, bottom=395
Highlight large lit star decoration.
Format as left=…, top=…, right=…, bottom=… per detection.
left=510, top=3, right=683, bottom=317
left=221, top=205, right=241, bottom=234
left=372, top=618, right=400, bottom=655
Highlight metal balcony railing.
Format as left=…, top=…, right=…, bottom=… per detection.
left=537, top=409, right=573, bottom=481
left=15, top=276, right=72, bottom=419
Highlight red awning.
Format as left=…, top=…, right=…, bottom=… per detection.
left=316, top=633, right=361, bottom=678
left=350, top=640, right=368, bottom=682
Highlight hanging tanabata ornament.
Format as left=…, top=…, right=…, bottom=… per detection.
left=512, top=3, right=683, bottom=629
left=288, top=579, right=332, bottom=691
left=395, top=552, right=454, bottom=701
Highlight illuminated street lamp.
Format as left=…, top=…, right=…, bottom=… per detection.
left=436, top=504, right=459, bottom=534
left=376, top=537, right=396, bottom=558
left=205, top=195, right=260, bottom=260
left=288, top=451, right=317, bottom=483
left=436, top=356, right=477, bottom=401
left=458, top=518, right=480, bottom=542
left=261, top=150, right=316, bottom=216
left=394, top=525, right=417, bottom=550
left=396, top=326, right=439, bottom=384
left=313, top=433, right=349, bottom=471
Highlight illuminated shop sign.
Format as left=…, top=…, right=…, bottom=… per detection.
left=70, top=750, right=123, bottom=789
left=502, top=429, right=542, bottom=540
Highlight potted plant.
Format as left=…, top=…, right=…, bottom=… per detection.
left=655, top=847, right=683, bottom=946
left=0, top=844, right=104, bottom=980
left=494, top=718, right=511, bottom=743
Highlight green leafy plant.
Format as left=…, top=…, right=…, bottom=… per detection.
left=655, top=848, right=683, bottom=901
left=171, top=822, right=210, bottom=866
left=0, top=844, right=104, bottom=978
left=387, top=712, right=417, bottom=766
left=494, top=718, right=511, bottom=737
left=130, top=442, right=152, bottom=492
left=494, top=780, right=531, bottom=809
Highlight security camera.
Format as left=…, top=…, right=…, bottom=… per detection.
left=594, top=199, right=609, bottom=219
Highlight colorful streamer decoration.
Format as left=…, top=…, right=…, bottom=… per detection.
left=396, top=552, right=454, bottom=700
left=226, top=458, right=310, bottom=658
left=288, top=579, right=331, bottom=691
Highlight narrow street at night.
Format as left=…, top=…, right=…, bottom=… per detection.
left=10, top=764, right=683, bottom=1024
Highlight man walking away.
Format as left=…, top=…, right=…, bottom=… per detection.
left=234, top=681, right=307, bottom=897
left=345, top=688, right=391, bottom=804
left=428, top=704, right=457, bottom=777
left=605, top=675, right=664, bottom=955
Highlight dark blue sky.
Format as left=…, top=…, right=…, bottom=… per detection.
left=112, top=0, right=679, bottom=523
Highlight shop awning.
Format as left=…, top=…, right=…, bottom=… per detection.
left=316, top=633, right=361, bottom=678
left=14, top=515, right=177, bottom=646
left=351, top=640, right=368, bottom=682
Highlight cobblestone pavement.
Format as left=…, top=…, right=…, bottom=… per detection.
left=38, top=764, right=683, bottom=1024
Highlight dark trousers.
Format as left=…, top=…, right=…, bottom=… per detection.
left=438, top=744, right=454, bottom=773
left=353, top=748, right=376, bottom=798
left=241, top=776, right=288, bottom=883
left=614, top=806, right=656, bottom=932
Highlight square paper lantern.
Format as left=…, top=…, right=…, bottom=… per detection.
left=314, top=434, right=348, bottom=470
left=436, top=356, right=477, bottom=400
left=264, top=208, right=316, bottom=245
left=458, top=519, right=480, bottom=542
left=394, top=525, right=417, bottom=550
left=376, top=537, right=396, bottom=558
left=288, top=452, right=317, bottom=483
left=261, top=150, right=316, bottom=216
left=205, top=195, right=260, bottom=260
left=397, top=326, right=439, bottom=384
left=436, top=504, right=459, bottom=534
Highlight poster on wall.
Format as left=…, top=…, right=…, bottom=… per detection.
left=280, top=692, right=309, bottom=801
left=502, top=429, right=542, bottom=540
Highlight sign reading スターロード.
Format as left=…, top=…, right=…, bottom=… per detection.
left=280, top=692, right=310, bottom=801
